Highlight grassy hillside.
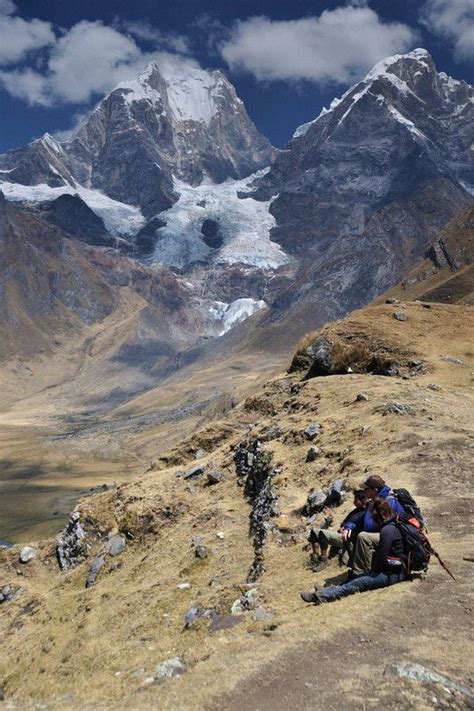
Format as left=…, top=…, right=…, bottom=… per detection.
left=1, top=299, right=472, bottom=709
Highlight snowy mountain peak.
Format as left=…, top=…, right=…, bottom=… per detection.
left=364, top=48, right=434, bottom=82
left=292, top=48, right=472, bottom=139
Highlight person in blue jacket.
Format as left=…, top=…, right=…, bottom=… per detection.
left=300, top=498, right=407, bottom=604
left=350, top=474, right=405, bottom=575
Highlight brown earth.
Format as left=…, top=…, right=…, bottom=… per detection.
left=0, top=300, right=473, bottom=709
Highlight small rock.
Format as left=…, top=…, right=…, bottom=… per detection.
left=207, top=471, right=223, bottom=485
left=384, top=661, right=474, bottom=702
left=19, top=546, right=36, bottom=564
left=107, top=535, right=126, bottom=557
left=304, top=423, right=322, bottom=440
left=427, top=383, right=441, bottom=391
left=441, top=355, right=466, bottom=366
left=85, top=555, right=105, bottom=588
left=216, top=531, right=225, bottom=540
left=131, top=668, right=146, bottom=678
left=251, top=606, right=273, bottom=623
left=382, top=401, right=415, bottom=416
left=355, top=392, right=369, bottom=402
left=154, top=657, right=186, bottom=682
left=385, top=298, right=399, bottom=304
left=393, top=311, right=407, bottom=322
left=183, top=465, right=205, bottom=480
left=422, top=303, right=432, bottom=309
left=0, top=585, right=23, bottom=604
left=231, top=599, right=245, bottom=614
left=306, top=446, right=320, bottom=462
left=194, top=544, right=209, bottom=559
left=305, top=489, right=327, bottom=515
left=184, top=606, right=216, bottom=628
left=193, top=448, right=205, bottom=459
left=177, top=582, right=191, bottom=590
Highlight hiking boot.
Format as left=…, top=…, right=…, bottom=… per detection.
left=300, top=590, right=319, bottom=604
left=311, top=556, right=330, bottom=573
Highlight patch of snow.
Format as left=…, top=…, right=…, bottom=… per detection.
left=459, top=180, right=474, bottom=196
left=150, top=172, right=289, bottom=270
left=164, top=69, right=225, bottom=124
left=0, top=181, right=145, bottom=236
left=335, top=86, right=371, bottom=127
left=386, top=106, right=428, bottom=141
left=365, top=48, right=431, bottom=82
left=210, top=298, right=267, bottom=335
left=41, top=133, right=64, bottom=155
left=117, top=78, right=163, bottom=108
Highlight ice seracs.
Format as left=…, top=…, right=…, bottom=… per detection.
left=150, top=173, right=289, bottom=270
left=210, top=298, right=267, bottom=335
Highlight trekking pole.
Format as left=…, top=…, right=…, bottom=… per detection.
left=429, top=545, right=456, bottom=581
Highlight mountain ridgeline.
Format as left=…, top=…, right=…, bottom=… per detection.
left=0, top=48, right=472, bottom=371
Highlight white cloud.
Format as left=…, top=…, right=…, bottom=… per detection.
left=120, top=19, right=189, bottom=53
left=0, top=0, right=16, bottom=15
left=220, top=6, right=417, bottom=84
left=0, top=14, right=198, bottom=106
left=0, top=2, right=54, bottom=66
left=421, top=0, right=474, bottom=60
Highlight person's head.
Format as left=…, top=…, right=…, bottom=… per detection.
left=353, top=489, right=369, bottom=509
left=372, top=498, right=394, bottom=524
left=361, top=474, right=385, bottom=500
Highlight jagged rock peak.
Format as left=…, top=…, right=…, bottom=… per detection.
left=293, top=48, right=472, bottom=139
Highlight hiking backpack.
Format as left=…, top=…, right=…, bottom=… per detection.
left=393, top=488, right=425, bottom=527
left=395, top=514, right=431, bottom=574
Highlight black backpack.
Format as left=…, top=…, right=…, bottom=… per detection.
left=393, top=488, right=425, bottom=527
left=395, top=514, right=431, bottom=574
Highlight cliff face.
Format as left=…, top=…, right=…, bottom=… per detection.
left=250, top=49, right=473, bottom=327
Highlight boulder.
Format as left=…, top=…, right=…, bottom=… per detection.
left=154, top=657, right=186, bottom=682
left=304, top=423, right=322, bottom=440
left=183, top=465, right=205, bottom=480
left=384, top=661, right=474, bottom=702
left=207, top=471, right=223, bottom=485
left=107, top=535, right=126, bottom=557
left=19, top=546, right=36, bottom=564
left=305, top=337, right=333, bottom=376
left=184, top=606, right=216, bottom=628
left=306, top=446, right=320, bottom=462
left=85, top=556, right=105, bottom=588
left=393, top=311, right=407, bottom=322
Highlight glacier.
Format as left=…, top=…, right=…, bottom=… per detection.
left=150, top=172, right=290, bottom=270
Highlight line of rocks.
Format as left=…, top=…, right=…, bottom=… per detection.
left=233, top=438, right=279, bottom=582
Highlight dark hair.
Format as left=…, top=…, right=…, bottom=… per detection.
left=372, top=498, right=394, bottom=523
left=353, top=489, right=368, bottom=503
left=363, top=475, right=385, bottom=491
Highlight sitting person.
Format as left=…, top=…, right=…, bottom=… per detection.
left=307, top=489, right=368, bottom=572
left=300, top=498, right=407, bottom=604
left=350, top=474, right=405, bottom=576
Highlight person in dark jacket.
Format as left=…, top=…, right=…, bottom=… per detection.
left=307, top=490, right=368, bottom=572
left=301, top=498, right=406, bottom=604
left=350, top=474, right=405, bottom=576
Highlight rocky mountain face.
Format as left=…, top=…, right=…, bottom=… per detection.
left=251, top=48, right=473, bottom=327
left=0, top=63, right=274, bottom=220
left=0, top=50, right=472, bottom=375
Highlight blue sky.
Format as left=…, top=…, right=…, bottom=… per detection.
left=0, top=0, right=473, bottom=152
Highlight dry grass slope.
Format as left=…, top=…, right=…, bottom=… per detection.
left=1, top=299, right=473, bottom=709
